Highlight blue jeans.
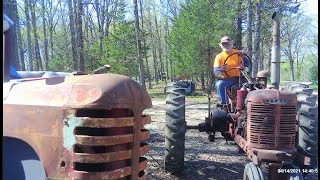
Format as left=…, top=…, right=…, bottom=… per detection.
left=215, top=78, right=237, bottom=104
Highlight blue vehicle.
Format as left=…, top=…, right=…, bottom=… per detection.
left=164, top=79, right=196, bottom=96
left=177, top=79, right=196, bottom=95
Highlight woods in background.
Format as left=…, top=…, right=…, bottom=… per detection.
left=3, top=0, right=318, bottom=90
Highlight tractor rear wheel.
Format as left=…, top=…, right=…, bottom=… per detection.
left=164, top=82, right=186, bottom=174
left=243, top=162, right=264, bottom=180
left=284, top=83, right=318, bottom=168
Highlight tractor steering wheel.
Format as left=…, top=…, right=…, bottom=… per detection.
left=223, top=52, right=252, bottom=77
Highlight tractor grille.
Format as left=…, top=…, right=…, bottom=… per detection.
left=69, top=108, right=151, bottom=179
left=248, top=103, right=296, bottom=149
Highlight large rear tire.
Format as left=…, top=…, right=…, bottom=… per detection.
left=164, top=82, right=186, bottom=174
left=284, top=83, right=318, bottom=168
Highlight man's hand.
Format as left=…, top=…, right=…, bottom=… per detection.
left=220, top=64, right=226, bottom=71
left=238, top=49, right=246, bottom=58
left=237, top=65, right=244, bottom=70
left=238, top=50, right=246, bottom=57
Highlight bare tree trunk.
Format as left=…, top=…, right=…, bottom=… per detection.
left=268, top=47, right=271, bottom=71
left=16, top=12, right=26, bottom=70
left=94, top=0, right=103, bottom=57
left=48, top=0, right=54, bottom=59
left=84, top=5, right=92, bottom=71
left=24, top=0, right=34, bottom=71
left=94, top=0, right=114, bottom=58
left=68, top=0, right=78, bottom=70
left=4, top=0, right=20, bottom=69
left=208, top=0, right=215, bottom=88
left=201, top=71, right=205, bottom=90
left=104, top=0, right=116, bottom=37
left=154, top=16, right=164, bottom=80
left=259, top=41, right=264, bottom=71
left=152, top=38, right=159, bottom=84
left=164, top=9, right=170, bottom=81
left=286, top=30, right=295, bottom=81
left=252, top=2, right=261, bottom=77
left=236, top=0, right=243, bottom=50
left=288, top=52, right=295, bottom=81
left=148, top=3, right=158, bottom=84
left=87, top=11, right=95, bottom=39
left=48, top=0, right=61, bottom=60
left=208, top=45, right=215, bottom=88
left=133, top=0, right=146, bottom=89
left=60, top=1, right=71, bottom=66
left=246, top=0, right=252, bottom=61
left=41, top=0, right=49, bottom=70
left=140, top=0, right=152, bottom=89
left=30, top=0, right=43, bottom=70
left=77, top=0, right=85, bottom=71
left=296, top=51, right=299, bottom=80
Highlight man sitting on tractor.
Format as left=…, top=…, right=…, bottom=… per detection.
left=213, top=36, right=250, bottom=106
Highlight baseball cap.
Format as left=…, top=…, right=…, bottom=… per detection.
left=220, top=36, right=232, bottom=43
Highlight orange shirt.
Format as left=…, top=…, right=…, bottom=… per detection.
left=213, top=49, right=242, bottom=78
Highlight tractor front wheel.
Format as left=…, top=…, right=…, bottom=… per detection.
left=243, top=162, right=264, bottom=180
left=164, top=82, right=186, bottom=174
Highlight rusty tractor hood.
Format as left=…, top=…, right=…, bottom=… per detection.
left=3, top=73, right=152, bottom=110
left=246, top=89, right=297, bottom=105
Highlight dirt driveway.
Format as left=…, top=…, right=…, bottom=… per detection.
left=143, top=98, right=250, bottom=180
left=142, top=97, right=318, bottom=180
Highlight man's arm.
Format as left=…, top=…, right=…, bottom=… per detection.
left=236, top=49, right=250, bottom=72
left=213, top=54, right=225, bottom=78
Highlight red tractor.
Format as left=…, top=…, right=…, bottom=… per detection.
left=164, top=12, right=318, bottom=179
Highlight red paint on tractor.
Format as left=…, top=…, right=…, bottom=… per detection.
left=4, top=74, right=152, bottom=179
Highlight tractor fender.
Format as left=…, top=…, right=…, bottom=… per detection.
left=3, top=137, right=46, bottom=180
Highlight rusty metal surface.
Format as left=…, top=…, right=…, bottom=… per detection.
left=4, top=76, right=83, bottom=106
left=4, top=74, right=152, bottom=111
left=131, top=109, right=143, bottom=179
left=72, top=117, right=135, bottom=128
left=73, top=144, right=149, bottom=163
left=251, top=148, right=296, bottom=163
left=74, top=130, right=149, bottom=146
left=66, top=74, right=152, bottom=110
left=3, top=104, right=66, bottom=178
left=235, top=134, right=297, bottom=165
left=68, top=115, right=150, bottom=128
left=4, top=74, right=152, bottom=179
left=246, top=89, right=297, bottom=150
left=72, top=157, right=148, bottom=180
left=142, top=115, right=151, bottom=125
left=64, top=107, right=151, bottom=179
left=246, top=89, right=297, bottom=104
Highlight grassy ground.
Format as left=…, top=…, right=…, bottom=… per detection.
left=277, top=81, right=318, bottom=92
left=146, top=79, right=318, bottom=104
left=146, top=81, right=167, bottom=99
left=146, top=80, right=216, bottom=104
left=310, top=84, right=318, bottom=92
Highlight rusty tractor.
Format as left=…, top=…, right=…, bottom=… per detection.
left=3, top=16, right=152, bottom=180
left=164, top=12, right=318, bottom=179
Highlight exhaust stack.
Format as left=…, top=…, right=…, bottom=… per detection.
left=271, top=12, right=280, bottom=89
